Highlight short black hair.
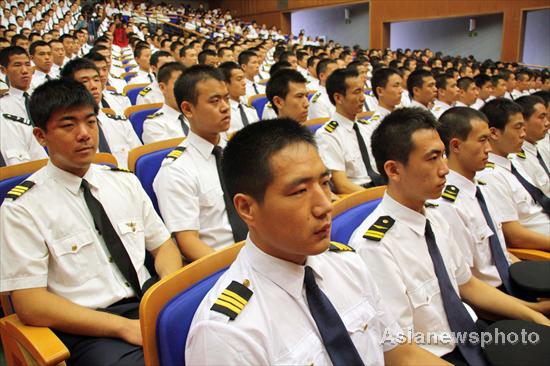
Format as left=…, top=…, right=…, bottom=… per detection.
left=515, top=95, right=546, bottom=120
left=0, top=45, right=28, bottom=67
left=179, top=45, right=194, bottom=58
left=479, top=97, right=523, bottom=131
left=174, top=64, right=224, bottom=106
left=457, top=76, right=475, bottom=91
left=222, top=118, right=317, bottom=203
left=157, top=61, right=186, bottom=84
left=218, top=61, right=241, bottom=82
left=316, top=58, right=336, bottom=79
left=266, top=69, right=307, bottom=114
left=407, top=69, right=432, bottom=96
left=372, top=107, right=439, bottom=179
left=326, top=68, right=359, bottom=105
left=438, top=107, right=488, bottom=155
left=198, top=49, right=216, bottom=64
left=150, top=50, right=171, bottom=67
left=10, top=34, right=27, bottom=46
left=28, top=40, right=49, bottom=56
left=371, top=67, right=400, bottom=99
left=436, top=73, right=454, bottom=90
left=60, top=58, right=99, bottom=79
left=238, top=50, right=257, bottom=66
left=474, top=74, right=492, bottom=88
left=532, top=90, right=550, bottom=107
left=29, top=78, right=98, bottom=130
left=83, top=52, right=107, bottom=63
left=269, top=60, right=291, bottom=77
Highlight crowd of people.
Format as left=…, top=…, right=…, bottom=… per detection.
left=1, top=0, right=549, bottom=365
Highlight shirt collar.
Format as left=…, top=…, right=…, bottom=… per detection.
left=229, top=98, right=240, bottom=110
left=410, top=99, right=429, bottom=110
left=447, top=169, right=476, bottom=198
left=376, top=105, right=391, bottom=118
left=381, top=192, right=426, bottom=236
left=187, top=130, right=225, bottom=160
left=522, top=140, right=537, bottom=156
left=435, top=99, right=452, bottom=108
left=332, top=111, right=355, bottom=131
left=162, top=103, right=181, bottom=118
left=489, top=152, right=511, bottom=171
left=46, top=160, right=98, bottom=195
left=8, top=86, right=26, bottom=97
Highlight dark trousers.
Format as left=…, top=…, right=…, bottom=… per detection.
left=53, top=300, right=144, bottom=366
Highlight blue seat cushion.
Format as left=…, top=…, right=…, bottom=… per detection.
left=331, top=198, right=382, bottom=244
left=251, top=96, right=268, bottom=118
left=129, top=108, right=160, bottom=142
left=126, top=87, right=146, bottom=105
left=134, top=148, right=173, bottom=214
left=0, top=174, right=31, bottom=205
left=157, top=268, right=227, bottom=366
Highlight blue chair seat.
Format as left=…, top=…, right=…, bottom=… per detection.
left=250, top=96, right=268, bottom=118
left=134, top=147, right=173, bottom=214
left=126, top=86, right=147, bottom=105
left=306, top=123, right=322, bottom=133
left=129, top=107, right=161, bottom=141
left=331, top=198, right=382, bottom=244
left=157, top=268, right=227, bottom=366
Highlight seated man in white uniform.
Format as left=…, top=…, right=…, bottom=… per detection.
left=0, top=78, right=182, bottom=366
left=407, top=69, right=437, bottom=112
left=186, top=118, right=447, bottom=366
left=265, top=68, right=310, bottom=123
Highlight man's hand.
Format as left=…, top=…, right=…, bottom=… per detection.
left=118, top=318, right=143, bottom=346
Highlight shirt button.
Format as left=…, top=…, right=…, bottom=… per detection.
left=71, top=245, right=77, bottom=251
left=125, top=281, right=130, bottom=287
left=108, top=256, right=113, bottom=263
left=363, top=323, right=369, bottom=332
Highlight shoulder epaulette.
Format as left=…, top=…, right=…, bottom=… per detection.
left=146, top=111, right=163, bottom=119
left=324, top=120, right=338, bottom=133
left=210, top=280, right=253, bottom=320
left=109, top=166, right=131, bottom=173
left=363, top=216, right=395, bottom=241
left=357, top=119, right=369, bottom=125
left=166, top=146, right=186, bottom=160
left=0, top=91, right=8, bottom=98
left=139, top=87, right=152, bottom=96
left=106, top=114, right=128, bottom=121
left=6, top=180, right=35, bottom=200
left=108, top=90, right=124, bottom=96
left=369, top=115, right=381, bottom=123
left=441, top=185, right=459, bottom=202
left=477, top=179, right=487, bottom=186
left=516, top=149, right=526, bottom=159
left=266, top=102, right=272, bottom=108
left=425, top=202, right=439, bottom=208
left=485, top=162, right=495, bottom=169
left=2, top=113, right=31, bottom=126
left=311, top=92, right=321, bottom=103
left=329, top=241, right=355, bottom=252
left=110, top=73, right=124, bottom=79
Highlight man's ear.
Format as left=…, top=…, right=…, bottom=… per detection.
left=449, top=137, right=461, bottom=155
left=489, top=126, right=500, bottom=141
left=384, top=160, right=401, bottom=184
left=234, top=193, right=255, bottom=227
left=33, top=126, right=47, bottom=147
left=180, top=100, right=193, bottom=119
left=333, top=92, right=343, bottom=106
left=272, top=95, right=284, bottom=112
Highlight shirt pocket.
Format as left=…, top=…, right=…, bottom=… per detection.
left=5, top=148, right=30, bottom=164
left=408, top=279, right=442, bottom=330
left=48, top=229, right=101, bottom=286
left=198, top=187, right=224, bottom=208
left=275, top=330, right=331, bottom=366
left=115, top=219, right=145, bottom=269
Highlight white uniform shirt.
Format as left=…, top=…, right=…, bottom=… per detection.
left=98, top=110, right=142, bottom=168
left=400, top=90, right=411, bottom=107
left=431, top=99, right=453, bottom=119
left=128, top=69, right=154, bottom=85
left=315, top=112, right=379, bottom=186
left=0, top=112, right=47, bottom=165
left=476, top=153, right=550, bottom=235
left=0, top=162, right=170, bottom=308
left=108, top=74, right=128, bottom=94
left=135, top=81, right=163, bottom=105
left=409, top=99, right=430, bottom=111
left=153, top=132, right=234, bottom=250
left=186, top=239, right=401, bottom=365
left=30, top=69, right=55, bottom=92
left=364, top=93, right=378, bottom=112
left=435, top=170, right=510, bottom=287
left=349, top=193, right=475, bottom=357
left=228, top=98, right=259, bottom=134
left=262, top=102, right=277, bottom=120
left=538, top=132, right=550, bottom=169
left=511, top=89, right=529, bottom=100
left=471, top=98, right=486, bottom=110
left=142, top=104, right=188, bottom=144
left=308, top=86, right=335, bottom=120
left=244, top=78, right=265, bottom=100
left=101, top=89, right=131, bottom=116
left=0, top=87, right=31, bottom=121
left=511, top=141, right=550, bottom=196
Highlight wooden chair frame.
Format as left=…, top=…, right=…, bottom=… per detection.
left=127, top=137, right=184, bottom=172
left=124, top=103, right=163, bottom=119
left=303, top=117, right=330, bottom=127
left=332, top=186, right=387, bottom=217
left=122, top=83, right=150, bottom=97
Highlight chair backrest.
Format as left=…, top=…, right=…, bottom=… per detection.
left=127, top=138, right=185, bottom=213
left=124, top=83, right=151, bottom=105
left=140, top=242, right=245, bottom=366
left=128, top=106, right=163, bottom=141
left=122, top=72, right=138, bottom=83
left=248, top=94, right=268, bottom=117
left=331, top=186, right=386, bottom=243
left=303, top=117, right=329, bottom=133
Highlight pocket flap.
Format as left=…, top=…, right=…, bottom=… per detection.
left=116, top=220, right=144, bottom=235
left=50, top=230, right=95, bottom=256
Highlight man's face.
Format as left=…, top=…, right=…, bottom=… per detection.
left=491, top=112, right=526, bottom=155
left=438, top=77, right=459, bottom=104
left=276, top=81, right=309, bottom=123
left=2, top=53, right=32, bottom=90
left=50, top=42, right=65, bottom=64
left=415, top=76, right=437, bottom=105
left=182, top=78, right=231, bottom=137
left=493, top=79, right=507, bottom=97
left=31, top=45, right=52, bottom=73
left=517, top=75, right=529, bottom=91
left=73, top=68, right=102, bottom=104
left=286, top=55, right=298, bottom=70
left=524, top=103, right=549, bottom=143
left=203, top=54, right=218, bottom=67
left=93, top=60, right=109, bottom=89
left=308, top=59, right=319, bottom=78
left=337, top=76, right=365, bottom=117
left=244, top=142, right=332, bottom=265
left=33, top=105, right=98, bottom=177
left=219, top=49, right=234, bottom=63
left=227, top=68, right=246, bottom=99
left=62, top=38, right=73, bottom=56
left=136, top=48, right=151, bottom=70
left=462, top=67, right=474, bottom=78
left=391, top=129, right=448, bottom=202
left=242, top=55, right=259, bottom=78
left=479, top=81, right=494, bottom=100
left=181, top=48, right=197, bottom=67
left=151, top=55, right=175, bottom=75
left=455, top=118, right=492, bottom=173
left=160, top=70, right=182, bottom=110
left=378, top=73, right=403, bottom=108
left=15, top=38, right=29, bottom=50
left=506, top=74, right=516, bottom=91
left=320, top=62, right=338, bottom=84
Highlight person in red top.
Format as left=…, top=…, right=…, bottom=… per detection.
left=111, top=14, right=129, bottom=48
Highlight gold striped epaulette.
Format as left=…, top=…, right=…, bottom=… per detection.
left=516, top=149, right=526, bottom=159
left=210, top=280, right=253, bottom=320
left=146, top=112, right=163, bottom=119
left=441, top=185, right=459, bottom=202
left=425, top=202, right=439, bottom=208
left=363, top=216, right=395, bottom=241
left=329, top=241, right=355, bottom=252
left=357, top=119, right=370, bottom=125
left=477, top=179, right=487, bottom=186
left=109, top=166, right=131, bottom=173
left=106, top=114, right=128, bottom=121
left=485, top=162, right=495, bottom=169
left=139, top=87, right=152, bottom=96
left=166, top=146, right=186, bottom=160
left=324, top=120, right=338, bottom=133
left=6, top=180, right=35, bottom=200
left=311, top=92, right=321, bottom=103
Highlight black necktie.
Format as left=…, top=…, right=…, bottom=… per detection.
left=475, top=187, right=513, bottom=294
left=425, top=220, right=487, bottom=366
left=97, top=122, right=112, bottom=153
left=0, top=151, right=6, bottom=167
left=364, top=101, right=369, bottom=111
left=238, top=104, right=249, bottom=127
left=23, top=92, right=33, bottom=126
left=212, top=146, right=248, bottom=242
left=352, top=123, right=384, bottom=186
left=253, top=82, right=259, bottom=94
left=81, top=179, right=142, bottom=297
left=511, top=165, right=550, bottom=215
left=101, top=97, right=111, bottom=109
left=536, top=149, right=550, bottom=177
left=45, top=74, right=52, bottom=81
left=303, top=266, right=365, bottom=366
left=148, top=73, right=153, bottom=82
left=179, top=114, right=189, bottom=135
